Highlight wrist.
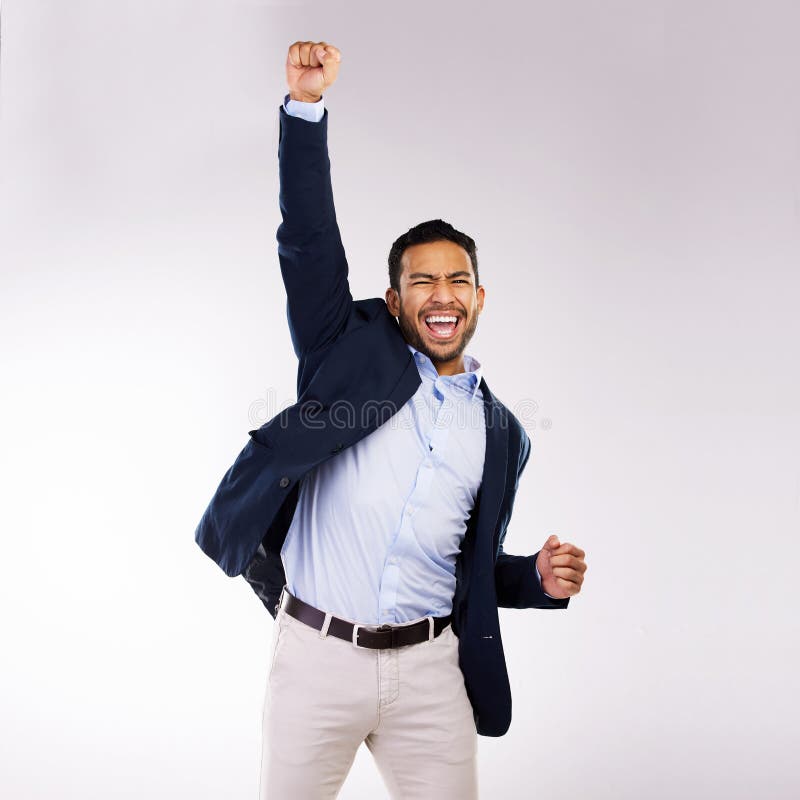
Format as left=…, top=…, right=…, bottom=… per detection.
left=288, top=91, right=322, bottom=103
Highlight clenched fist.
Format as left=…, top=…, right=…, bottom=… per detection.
left=536, top=534, right=587, bottom=599
left=286, top=41, right=342, bottom=103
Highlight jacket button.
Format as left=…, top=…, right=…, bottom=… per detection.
left=331, top=442, right=344, bottom=453
left=279, top=476, right=290, bottom=488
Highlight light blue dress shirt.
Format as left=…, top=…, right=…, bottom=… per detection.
left=279, top=95, right=553, bottom=624
left=282, top=344, right=487, bottom=625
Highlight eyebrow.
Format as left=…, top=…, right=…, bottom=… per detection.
left=407, top=271, right=472, bottom=280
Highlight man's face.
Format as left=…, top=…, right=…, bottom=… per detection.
left=385, top=240, right=485, bottom=374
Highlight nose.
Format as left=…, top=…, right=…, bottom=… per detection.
left=428, top=281, right=457, bottom=305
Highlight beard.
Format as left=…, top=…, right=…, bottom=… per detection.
left=396, top=302, right=479, bottom=366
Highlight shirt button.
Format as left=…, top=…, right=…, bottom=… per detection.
left=279, top=476, right=290, bottom=488
left=388, top=557, right=397, bottom=565
left=406, top=505, right=414, bottom=515
left=381, top=609, right=389, bottom=615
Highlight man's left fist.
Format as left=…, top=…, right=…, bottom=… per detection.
left=536, top=534, right=587, bottom=599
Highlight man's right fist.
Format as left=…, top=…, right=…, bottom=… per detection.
left=286, top=41, right=342, bottom=103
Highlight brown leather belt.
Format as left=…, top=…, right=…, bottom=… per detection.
left=277, top=587, right=452, bottom=650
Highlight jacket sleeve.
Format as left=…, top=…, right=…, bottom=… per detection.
left=494, top=430, right=570, bottom=610
left=276, top=104, right=354, bottom=358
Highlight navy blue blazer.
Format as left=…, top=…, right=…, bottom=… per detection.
left=195, top=105, right=569, bottom=737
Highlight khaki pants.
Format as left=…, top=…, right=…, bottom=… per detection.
left=259, top=599, right=479, bottom=799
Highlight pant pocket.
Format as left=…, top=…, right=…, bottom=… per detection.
left=267, top=608, right=289, bottom=682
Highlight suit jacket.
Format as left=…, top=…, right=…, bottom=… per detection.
left=194, top=105, right=569, bottom=737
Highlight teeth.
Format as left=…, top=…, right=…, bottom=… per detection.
left=425, top=315, right=458, bottom=323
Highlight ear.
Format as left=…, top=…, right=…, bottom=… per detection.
left=476, top=284, right=485, bottom=314
left=385, top=286, right=400, bottom=317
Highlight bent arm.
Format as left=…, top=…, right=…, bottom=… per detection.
left=277, top=100, right=353, bottom=358
left=495, top=549, right=569, bottom=609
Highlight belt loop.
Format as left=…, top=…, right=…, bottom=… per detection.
left=275, top=584, right=288, bottom=616
left=427, top=616, right=434, bottom=642
left=318, top=611, right=332, bottom=639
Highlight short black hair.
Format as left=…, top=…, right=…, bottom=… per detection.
left=387, top=219, right=479, bottom=293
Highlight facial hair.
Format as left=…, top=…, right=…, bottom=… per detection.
left=396, top=300, right=479, bottom=366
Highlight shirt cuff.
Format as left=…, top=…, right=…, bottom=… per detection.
left=283, top=93, right=325, bottom=123
left=535, top=562, right=558, bottom=600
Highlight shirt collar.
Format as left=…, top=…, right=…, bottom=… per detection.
left=406, top=343, right=483, bottom=401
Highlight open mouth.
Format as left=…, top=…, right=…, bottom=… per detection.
left=423, top=313, right=462, bottom=341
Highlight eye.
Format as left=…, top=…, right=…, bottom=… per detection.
left=454, top=279, right=468, bottom=284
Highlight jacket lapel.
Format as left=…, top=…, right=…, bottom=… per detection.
left=473, top=376, right=509, bottom=577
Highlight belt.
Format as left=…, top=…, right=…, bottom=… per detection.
left=276, top=587, right=452, bottom=650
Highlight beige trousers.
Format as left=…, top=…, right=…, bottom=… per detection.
left=259, top=598, right=479, bottom=799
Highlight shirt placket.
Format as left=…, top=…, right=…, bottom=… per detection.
left=377, top=376, right=453, bottom=624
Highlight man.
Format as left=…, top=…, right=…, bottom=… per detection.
left=195, top=40, right=588, bottom=799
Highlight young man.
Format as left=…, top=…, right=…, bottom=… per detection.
left=195, top=40, right=587, bottom=799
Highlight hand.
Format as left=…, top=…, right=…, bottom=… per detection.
left=536, top=534, right=587, bottom=599
left=286, top=40, right=342, bottom=103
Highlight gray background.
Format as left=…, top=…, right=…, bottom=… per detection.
left=1, top=1, right=798, bottom=798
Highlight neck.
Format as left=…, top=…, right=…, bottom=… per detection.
left=431, top=355, right=466, bottom=376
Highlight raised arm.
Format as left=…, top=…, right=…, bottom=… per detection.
left=277, top=41, right=353, bottom=358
